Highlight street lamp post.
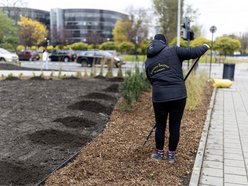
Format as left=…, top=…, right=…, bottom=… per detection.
left=209, top=25, right=217, bottom=78
left=44, top=37, right=49, bottom=47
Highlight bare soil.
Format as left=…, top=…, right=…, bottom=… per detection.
left=0, top=71, right=122, bottom=185
left=0, top=63, right=213, bottom=186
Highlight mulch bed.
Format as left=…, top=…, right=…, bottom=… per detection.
left=45, top=83, right=213, bottom=185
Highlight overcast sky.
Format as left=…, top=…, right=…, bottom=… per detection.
left=185, top=0, right=248, bottom=39
left=25, top=0, right=152, bottom=12
left=23, top=0, right=248, bottom=40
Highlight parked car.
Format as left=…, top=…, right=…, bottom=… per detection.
left=49, top=50, right=76, bottom=62
left=76, top=50, right=125, bottom=67
left=0, top=48, right=19, bottom=63
left=18, top=50, right=40, bottom=61
left=74, top=50, right=87, bottom=58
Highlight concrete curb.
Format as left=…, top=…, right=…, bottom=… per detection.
left=0, top=70, right=78, bottom=77
left=189, top=87, right=217, bottom=186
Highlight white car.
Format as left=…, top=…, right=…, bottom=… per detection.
left=0, top=48, right=19, bottom=63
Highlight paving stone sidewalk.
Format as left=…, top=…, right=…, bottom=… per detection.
left=190, top=63, right=248, bottom=186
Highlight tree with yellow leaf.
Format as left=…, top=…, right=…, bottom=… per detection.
left=113, top=8, right=149, bottom=47
left=113, top=20, right=131, bottom=43
left=18, top=16, right=48, bottom=47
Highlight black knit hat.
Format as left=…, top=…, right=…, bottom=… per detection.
left=154, top=34, right=167, bottom=44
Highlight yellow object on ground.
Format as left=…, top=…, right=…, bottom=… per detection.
left=213, top=79, right=233, bottom=88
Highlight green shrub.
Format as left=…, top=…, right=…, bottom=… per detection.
left=31, top=46, right=36, bottom=50
left=99, top=42, right=116, bottom=50
left=119, top=66, right=150, bottom=111
left=69, top=42, right=88, bottom=50
left=16, top=45, right=25, bottom=51
left=117, top=42, right=135, bottom=53
left=39, top=46, right=45, bottom=51
left=47, top=45, right=54, bottom=51
left=6, top=73, right=13, bottom=79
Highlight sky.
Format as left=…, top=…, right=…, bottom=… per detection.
left=185, top=0, right=248, bottom=39
left=22, top=0, right=248, bottom=40
left=25, top=0, right=152, bottom=13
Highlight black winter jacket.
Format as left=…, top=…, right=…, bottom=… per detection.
left=145, top=40, right=208, bottom=102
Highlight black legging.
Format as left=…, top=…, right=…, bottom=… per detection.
left=153, top=98, right=186, bottom=151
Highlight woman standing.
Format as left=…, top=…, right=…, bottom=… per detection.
left=145, top=34, right=209, bottom=163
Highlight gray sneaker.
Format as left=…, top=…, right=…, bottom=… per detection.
left=151, top=150, right=164, bottom=160
left=167, top=151, right=176, bottom=163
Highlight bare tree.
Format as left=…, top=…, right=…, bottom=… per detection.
left=239, top=33, right=248, bottom=54
left=152, top=0, right=184, bottom=42
left=86, top=31, right=103, bottom=47
left=51, top=26, right=73, bottom=46
left=0, top=0, right=26, bottom=7
left=184, top=4, right=203, bottom=38
left=124, top=6, right=149, bottom=46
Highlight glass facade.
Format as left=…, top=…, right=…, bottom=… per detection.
left=0, top=7, right=50, bottom=29
left=50, top=8, right=128, bottom=44
left=0, top=7, right=128, bottom=45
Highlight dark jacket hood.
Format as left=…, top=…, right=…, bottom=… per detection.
left=147, top=40, right=167, bottom=58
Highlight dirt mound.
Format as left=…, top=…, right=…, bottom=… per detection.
left=30, top=76, right=46, bottom=80
left=54, top=116, right=97, bottom=128
left=0, top=161, right=44, bottom=186
left=94, top=75, right=106, bottom=79
left=62, top=76, right=79, bottom=80
left=68, top=100, right=113, bottom=115
left=106, top=77, right=124, bottom=82
left=27, top=129, right=89, bottom=146
left=4, top=76, right=20, bottom=81
left=83, top=92, right=116, bottom=100
left=103, top=84, right=119, bottom=92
